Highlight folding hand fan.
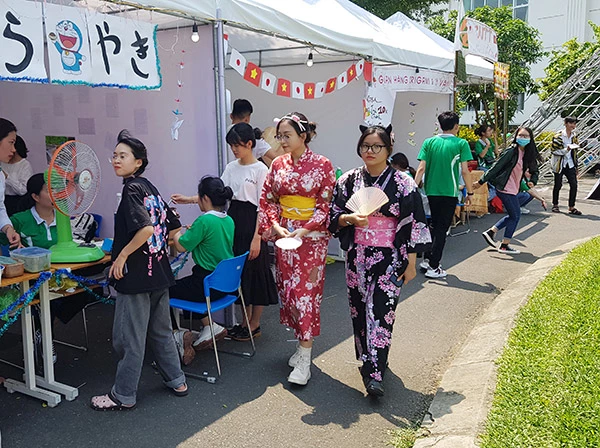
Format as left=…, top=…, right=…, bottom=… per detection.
left=346, top=187, right=389, bottom=216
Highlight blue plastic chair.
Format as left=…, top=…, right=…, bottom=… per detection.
left=169, top=252, right=254, bottom=381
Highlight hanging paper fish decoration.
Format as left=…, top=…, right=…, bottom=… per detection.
left=407, top=139, right=416, bottom=146
left=408, top=131, right=415, bottom=137
left=409, top=102, right=418, bottom=107
left=172, top=109, right=183, bottom=116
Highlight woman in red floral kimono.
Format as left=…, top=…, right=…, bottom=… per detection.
left=259, top=112, right=335, bottom=386
left=329, top=125, right=431, bottom=397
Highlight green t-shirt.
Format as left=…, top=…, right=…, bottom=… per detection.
left=3, top=208, right=57, bottom=249
left=474, top=139, right=496, bottom=167
left=418, top=134, right=473, bottom=197
left=179, top=211, right=234, bottom=271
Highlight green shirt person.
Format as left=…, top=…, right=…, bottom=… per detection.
left=0, top=173, right=56, bottom=249
left=474, top=124, right=498, bottom=168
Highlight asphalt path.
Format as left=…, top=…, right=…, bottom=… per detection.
left=1, top=177, right=598, bottom=448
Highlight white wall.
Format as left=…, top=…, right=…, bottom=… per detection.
left=225, top=61, right=450, bottom=173
left=0, top=25, right=218, bottom=237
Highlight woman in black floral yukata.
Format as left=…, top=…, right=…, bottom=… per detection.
left=329, top=124, right=431, bottom=397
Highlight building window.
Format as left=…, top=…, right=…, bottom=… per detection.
left=466, top=0, right=528, bottom=21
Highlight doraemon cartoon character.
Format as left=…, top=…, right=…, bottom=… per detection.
left=48, top=20, right=86, bottom=75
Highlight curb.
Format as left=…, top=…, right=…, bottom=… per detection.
left=413, top=237, right=592, bottom=448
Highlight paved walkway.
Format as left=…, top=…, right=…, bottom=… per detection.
left=0, top=177, right=598, bottom=448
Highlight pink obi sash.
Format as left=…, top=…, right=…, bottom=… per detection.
left=353, top=216, right=397, bottom=248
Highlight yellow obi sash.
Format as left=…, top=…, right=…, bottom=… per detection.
left=280, top=195, right=316, bottom=221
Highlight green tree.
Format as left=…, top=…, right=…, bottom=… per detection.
left=539, top=22, right=600, bottom=100
left=350, top=0, right=447, bottom=21
left=427, top=6, right=545, bottom=126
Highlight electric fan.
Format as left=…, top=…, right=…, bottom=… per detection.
left=46, top=140, right=104, bottom=263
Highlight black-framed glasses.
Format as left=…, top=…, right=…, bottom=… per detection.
left=359, top=144, right=386, bottom=154
left=275, top=134, right=292, bottom=142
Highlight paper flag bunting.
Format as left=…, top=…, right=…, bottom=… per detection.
left=244, top=62, right=262, bottom=87
left=229, top=48, right=246, bottom=76
left=355, top=59, right=364, bottom=77
left=292, top=81, right=305, bottom=99
left=337, top=72, right=348, bottom=90
left=347, top=64, right=356, bottom=83
left=325, top=77, right=337, bottom=94
left=315, top=82, right=326, bottom=98
left=304, top=82, right=316, bottom=99
left=261, top=71, right=276, bottom=93
left=277, top=78, right=291, bottom=97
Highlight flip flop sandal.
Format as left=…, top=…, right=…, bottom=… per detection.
left=569, top=208, right=582, bottom=215
left=551, top=206, right=560, bottom=213
left=90, top=391, right=135, bottom=411
left=171, top=383, right=189, bottom=397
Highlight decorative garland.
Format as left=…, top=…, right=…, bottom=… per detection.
left=0, top=253, right=190, bottom=338
left=228, top=44, right=372, bottom=99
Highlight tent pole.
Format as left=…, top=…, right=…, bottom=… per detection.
left=213, top=11, right=228, bottom=174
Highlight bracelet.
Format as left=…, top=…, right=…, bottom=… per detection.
left=467, top=192, right=474, bottom=196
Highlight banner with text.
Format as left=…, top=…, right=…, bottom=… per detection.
left=0, top=0, right=47, bottom=83
left=372, top=67, right=454, bottom=95
left=363, top=85, right=396, bottom=127
left=457, top=17, right=498, bottom=62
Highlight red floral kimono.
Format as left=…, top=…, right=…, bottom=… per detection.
left=259, top=148, right=335, bottom=340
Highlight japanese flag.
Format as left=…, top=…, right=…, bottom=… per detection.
left=229, top=48, right=246, bottom=76
left=261, top=71, right=276, bottom=94
left=337, top=72, right=347, bottom=90
left=315, top=82, right=326, bottom=98
left=355, top=59, right=365, bottom=78
left=292, top=82, right=304, bottom=99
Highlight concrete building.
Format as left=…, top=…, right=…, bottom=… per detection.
left=447, top=0, right=600, bottom=124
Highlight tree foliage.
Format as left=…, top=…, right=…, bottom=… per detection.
left=427, top=6, right=545, bottom=126
left=350, top=0, right=448, bottom=21
left=539, top=22, right=600, bottom=101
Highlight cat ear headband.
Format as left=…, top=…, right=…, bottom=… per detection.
left=359, top=124, right=393, bottom=135
left=274, top=114, right=308, bottom=132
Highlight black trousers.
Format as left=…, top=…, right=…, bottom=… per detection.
left=553, top=166, right=578, bottom=208
left=426, top=196, right=457, bottom=269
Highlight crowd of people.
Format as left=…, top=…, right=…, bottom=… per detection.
left=0, top=104, right=584, bottom=409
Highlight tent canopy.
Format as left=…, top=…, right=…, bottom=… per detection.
left=386, top=12, right=493, bottom=83
left=103, top=0, right=455, bottom=71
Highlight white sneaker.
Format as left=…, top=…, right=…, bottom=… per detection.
left=498, top=245, right=520, bottom=254
left=288, top=343, right=302, bottom=368
left=192, top=323, right=227, bottom=351
left=288, top=346, right=312, bottom=385
left=419, top=259, right=431, bottom=271
left=425, top=266, right=447, bottom=279
left=520, top=207, right=530, bottom=215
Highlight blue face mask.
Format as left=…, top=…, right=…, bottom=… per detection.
left=516, top=137, right=530, bottom=147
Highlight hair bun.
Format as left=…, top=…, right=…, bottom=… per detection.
left=223, top=186, right=234, bottom=200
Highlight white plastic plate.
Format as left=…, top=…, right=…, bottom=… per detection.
left=275, top=237, right=303, bottom=250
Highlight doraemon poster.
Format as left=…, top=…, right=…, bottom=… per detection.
left=45, top=3, right=92, bottom=85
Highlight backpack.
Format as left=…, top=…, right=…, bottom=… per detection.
left=71, top=213, right=98, bottom=243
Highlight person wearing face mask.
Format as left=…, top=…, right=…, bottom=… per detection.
left=474, top=126, right=541, bottom=255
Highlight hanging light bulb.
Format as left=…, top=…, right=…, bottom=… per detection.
left=306, top=51, right=314, bottom=67
left=191, top=23, right=200, bottom=43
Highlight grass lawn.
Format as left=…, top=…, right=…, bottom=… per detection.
left=480, top=236, right=600, bottom=447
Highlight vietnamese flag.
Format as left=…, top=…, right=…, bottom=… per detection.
left=325, top=77, right=336, bottom=94
left=347, top=64, right=356, bottom=83
left=277, top=78, right=291, bottom=97
left=304, top=82, right=315, bottom=99
left=364, top=61, right=373, bottom=82
left=243, top=62, right=262, bottom=87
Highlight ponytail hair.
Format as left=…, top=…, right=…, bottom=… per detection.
left=117, top=129, right=148, bottom=176
left=197, top=175, right=233, bottom=208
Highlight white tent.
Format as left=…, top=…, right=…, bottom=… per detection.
left=106, top=0, right=455, bottom=70
left=386, top=12, right=494, bottom=84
